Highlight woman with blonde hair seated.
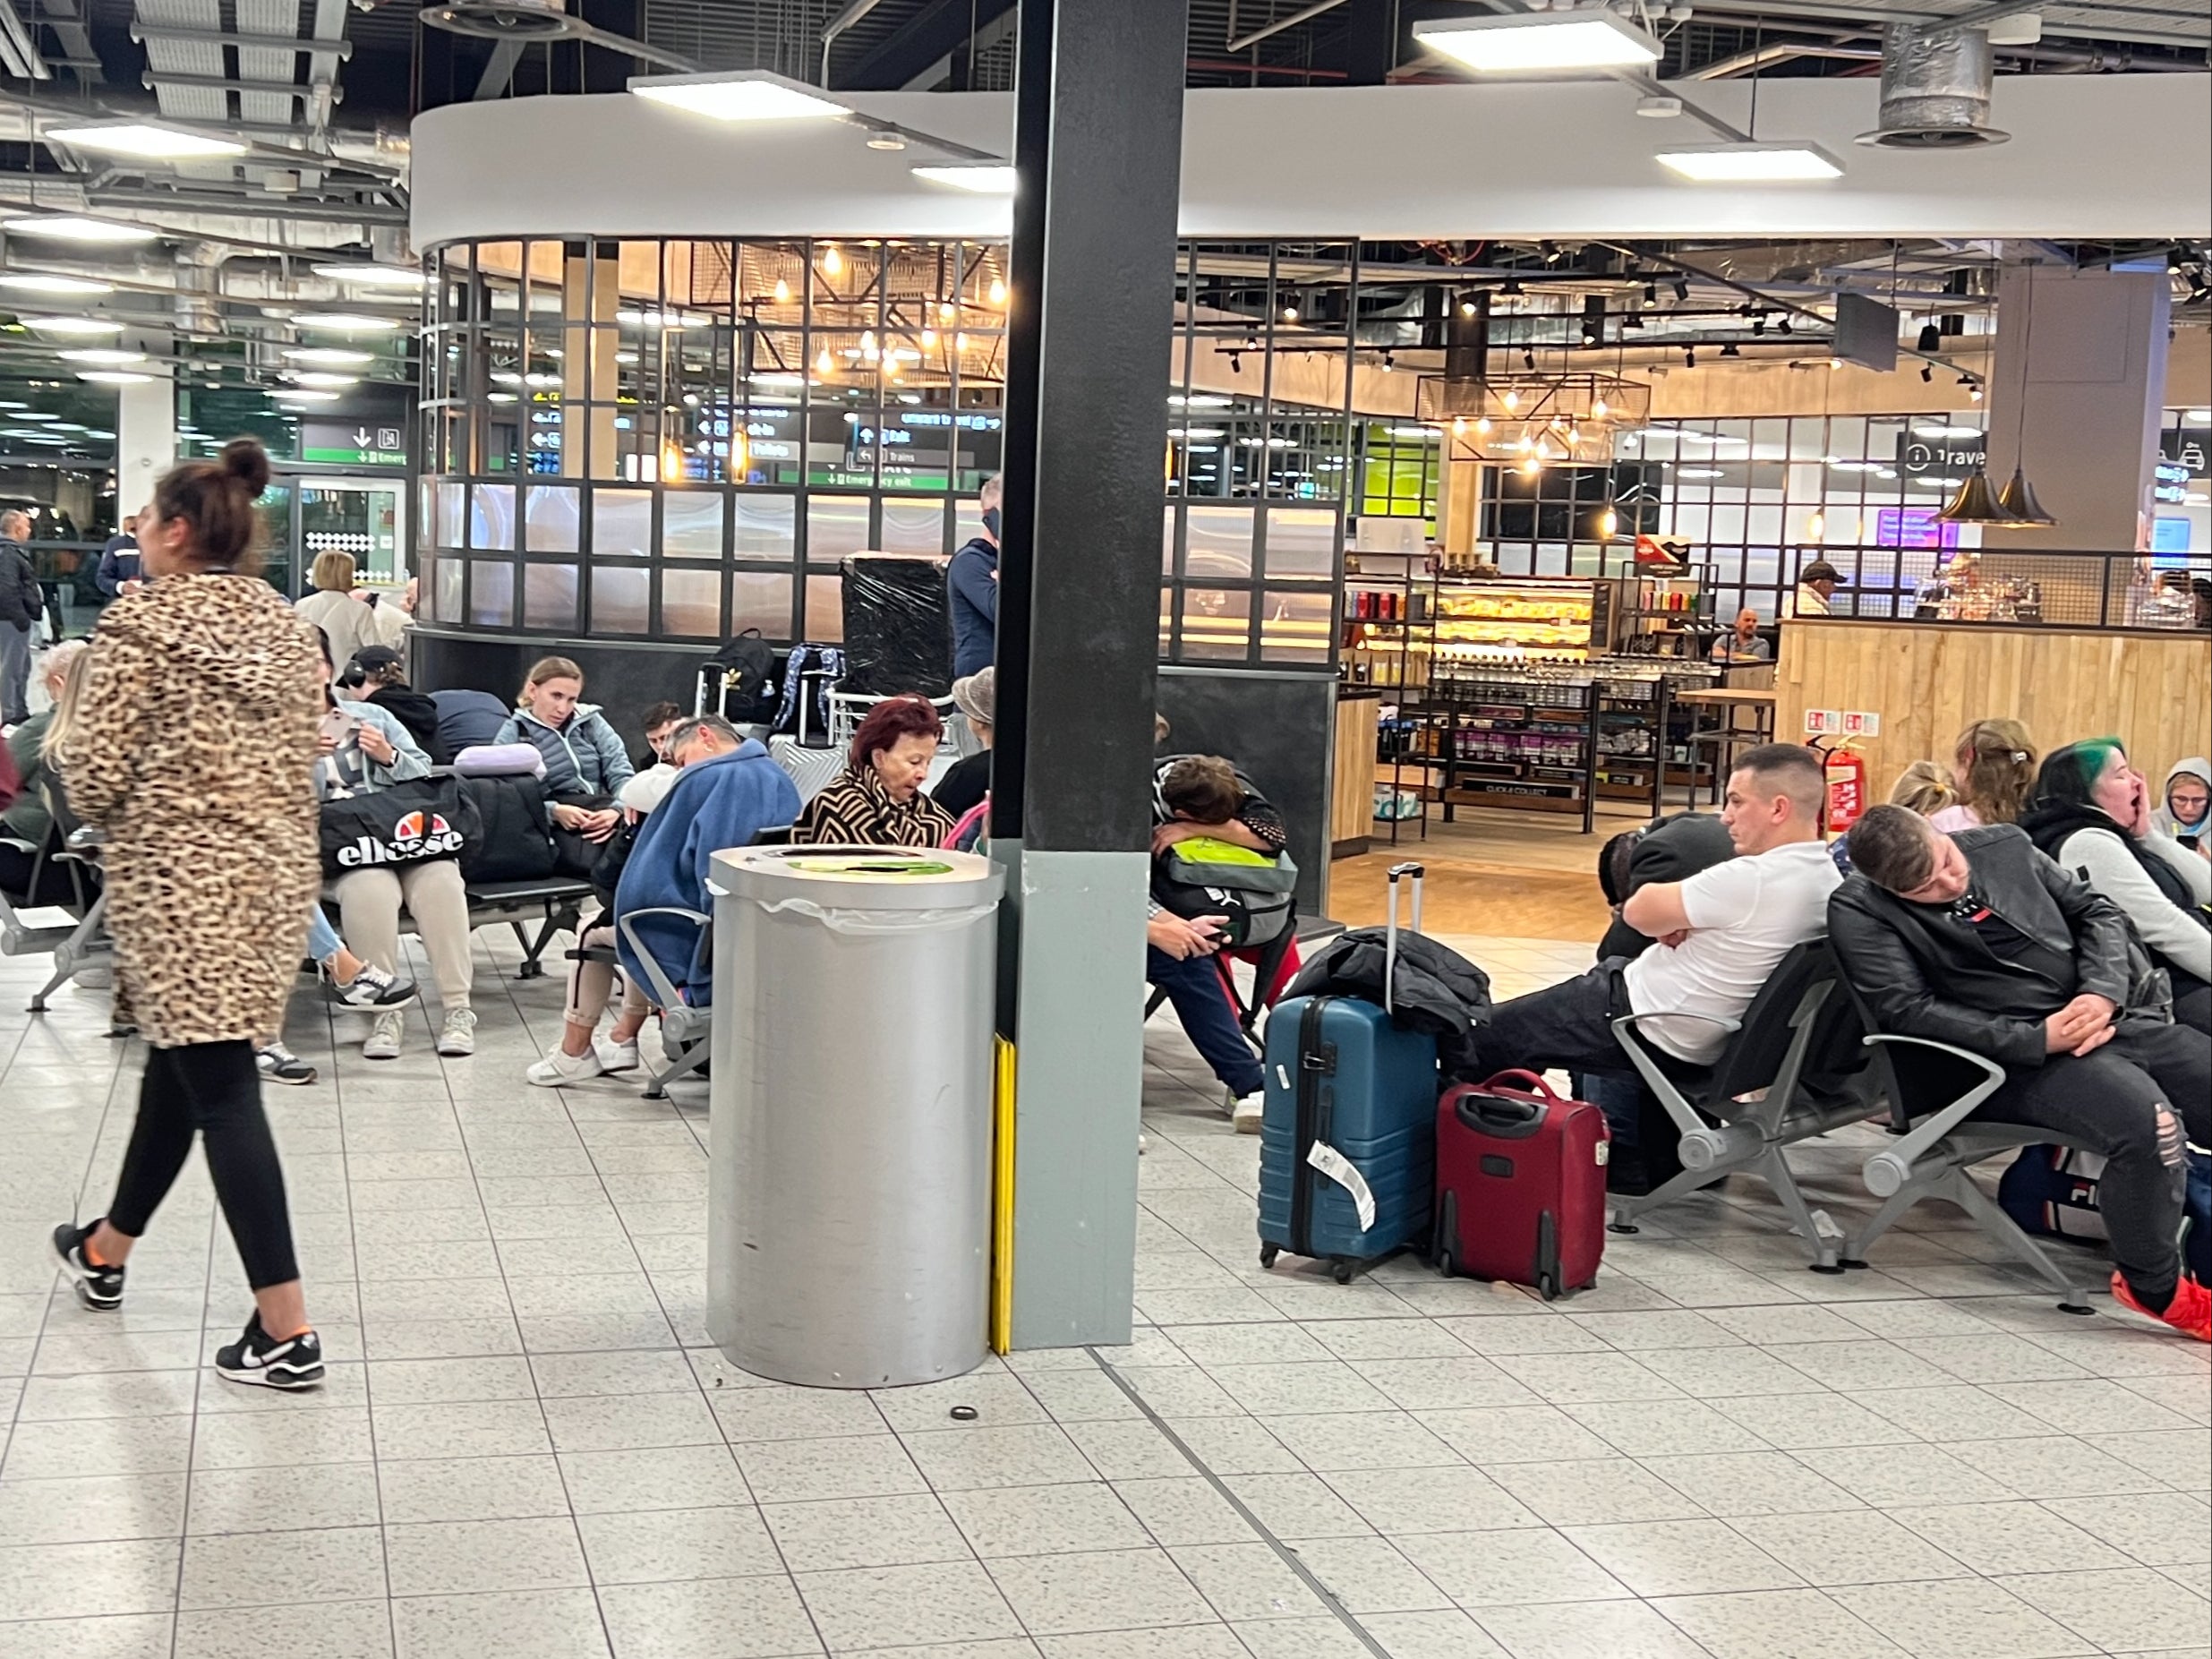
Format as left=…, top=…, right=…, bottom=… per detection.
left=1928, top=717, right=2036, bottom=833
left=1888, top=759, right=1960, bottom=818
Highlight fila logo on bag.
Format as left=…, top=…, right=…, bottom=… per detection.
left=333, top=807, right=465, bottom=868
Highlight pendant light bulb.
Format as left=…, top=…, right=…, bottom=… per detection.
left=988, top=278, right=1007, bottom=306
left=815, top=345, right=834, bottom=375
left=820, top=244, right=843, bottom=277
left=1592, top=397, right=1609, bottom=418
left=1474, top=417, right=1492, bottom=436
left=1502, top=389, right=1520, bottom=411
left=773, top=278, right=790, bottom=304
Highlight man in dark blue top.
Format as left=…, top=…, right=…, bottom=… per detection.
left=946, top=475, right=1001, bottom=680
left=97, top=516, right=141, bottom=598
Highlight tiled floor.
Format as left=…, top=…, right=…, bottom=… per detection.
left=0, top=927, right=2204, bottom=1659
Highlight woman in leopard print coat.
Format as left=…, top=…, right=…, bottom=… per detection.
left=50, top=440, right=332, bottom=1391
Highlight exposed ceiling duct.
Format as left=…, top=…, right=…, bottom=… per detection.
left=1858, top=21, right=2011, bottom=150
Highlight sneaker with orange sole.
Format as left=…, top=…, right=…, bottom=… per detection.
left=2110, top=1271, right=2212, bottom=1341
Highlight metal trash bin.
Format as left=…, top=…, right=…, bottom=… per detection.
left=705, top=843, right=1004, bottom=1387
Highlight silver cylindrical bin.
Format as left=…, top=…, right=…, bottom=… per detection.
left=706, top=844, right=1004, bottom=1388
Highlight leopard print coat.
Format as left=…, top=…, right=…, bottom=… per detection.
left=65, top=574, right=324, bottom=1048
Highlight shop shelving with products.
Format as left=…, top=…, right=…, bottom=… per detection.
left=1610, top=564, right=1715, bottom=657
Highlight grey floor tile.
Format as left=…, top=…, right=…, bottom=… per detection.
left=1789, top=1444, right=2019, bottom=1509
left=1320, top=1464, right=1538, bottom=1536
left=1413, top=1405, right=1616, bottom=1466
left=902, top=1424, right=1103, bottom=1493
left=796, top=1558, right=1021, bottom=1649
left=1828, top=1578, right=2099, bottom=1659
left=711, top=1382, right=892, bottom=1444
left=1652, top=1587, right=1909, bottom=1659
left=1727, top=1509, right=1974, bottom=1586
left=366, top=1355, right=537, bottom=1406
left=1348, top=1356, right=1542, bottom=1413
left=542, top=1390, right=722, bottom=1453
left=1280, top=1535, right=1453, bottom=1614
left=371, top=1398, right=551, bottom=1461
left=1359, top=1608, right=1511, bottom=1659
left=941, top=1482, right=1150, bottom=1558
left=869, top=1373, right=1048, bottom=1433
left=186, top=1460, right=380, bottom=1535
left=383, top=1515, right=589, bottom=1597
left=0, top=1472, right=188, bottom=1545
left=1168, top=1540, right=1331, bottom=1621
left=175, top=1596, right=392, bottom=1657
left=1886, top=1500, right=2134, bottom=1576
left=1300, top=1320, right=1473, bottom=1363
left=760, top=1492, right=973, bottom=1572
left=1564, top=1399, right=1772, bottom=1458
left=0, top=1612, right=174, bottom=1659
left=1254, top=1411, right=1459, bottom=1474
left=1484, top=1458, right=1705, bottom=1527
left=1392, top=1526, right=1628, bottom=1609
left=1036, top=1629, right=1245, bottom=1659
left=1943, top=1433, right=2177, bottom=1500
left=177, top=1524, right=387, bottom=1610
left=2041, top=1490, right=2212, bottom=1568
left=1994, top=1567, right=2212, bottom=1655
left=1109, top=1476, right=1259, bottom=1548
left=1473, top=1595, right=1715, bottom=1659
left=1218, top=1473, right=1371, bottom=1541
left=376, top=1452, right=570, bottom=1524
left=1985, top=1379, right=2199, bottom=1437
left=1231, top=1613, right=1402, bottom=1656
left=1, top=1415, right=192, bottom=1482
left=563, top=1443, right=755, bottom=1513
left=1562, top=1517, right=1803, bottom=1597
left=577, top=1505, right=787, bottom=1585
left=1489, top=1351, right=1687, bottom=1406
left=1200, top=1362, right=1395, bottom=1416
left=529, top=1348, right=699, bottom=1398
left=0, top=1537, right=183, bottom=1621
left=391, top=1586, right=614, bottom=1659
left=986, top=1545, right=1216, bottom=1637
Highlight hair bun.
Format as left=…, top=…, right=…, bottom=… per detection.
left=219, top=436, right=271, bottom=497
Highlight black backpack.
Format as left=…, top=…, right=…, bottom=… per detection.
left=705, top=629, right=778, bottom=723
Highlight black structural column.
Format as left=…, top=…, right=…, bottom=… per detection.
left=994, top=0, right=1190, bottom=1347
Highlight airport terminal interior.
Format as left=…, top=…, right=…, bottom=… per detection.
left=0, top=2, right=2208, bottom=1655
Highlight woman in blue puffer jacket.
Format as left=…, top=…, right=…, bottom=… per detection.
left=494, top=654, right=635, bottom=845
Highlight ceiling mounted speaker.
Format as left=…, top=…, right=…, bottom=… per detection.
left=422, top=0, right=587, bottom=42
left=1858, top=23, right=2011, bottom=150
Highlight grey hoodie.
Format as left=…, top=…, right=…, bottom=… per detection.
left=2153, top=757, right=2212, bottom=849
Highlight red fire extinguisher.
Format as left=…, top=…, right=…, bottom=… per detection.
left=1819, top=737, right=1867, bottom=835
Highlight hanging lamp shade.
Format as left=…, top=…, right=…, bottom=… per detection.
left=1994, top=465, right=2056, bottom=527
left=1936, top=466, right=2009, bottom=524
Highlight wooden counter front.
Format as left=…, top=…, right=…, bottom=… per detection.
left=1778, top=620, right=2212, bottom=794
left=1331, top=691, right=1381, bottom=859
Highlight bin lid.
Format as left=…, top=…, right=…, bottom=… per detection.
left=711, top=843, right=1005, bottom=912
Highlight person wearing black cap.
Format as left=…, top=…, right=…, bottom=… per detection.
left=1792, top=560, right=1842, bottom=619
left=932, top=667, right=995, bottom=819
left=345, top=646, right=448, bottom=764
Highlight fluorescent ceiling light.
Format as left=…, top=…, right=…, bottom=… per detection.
left=1911, top=423, right=1983, bottom=438
left=488, top=391, right=519, bottom=404
left=1826, top=458, right=1884, bottom=471
left=295, top=312, right=402, bottom=333
left=270, top=388, right=339, bottom=402
left=911, top=164, right=1017, bottom=194
left=285, top=346, right=372, bottom=366
left=1168, top=394, right=1232, bottom=408
left=58, top=348, right=144, bottom=365
left=1388, top=426, right=1446, bottom=439
left=2183, top=408, right=2211, bottom=423
left=628, top=70, right=848, bottom=122
left=1655, top=141, right=1844, bottom=182
left=1909, top=475, right=1963, bottom=488
left=1169, top=427, right=1226, bottom=440
left=0, top=272, right=113, bottom=295
left=21, top=315, right=123, bottom=335
left=1677, top=467, right=1726, bottom=478
left=1413, top=13, right=1661, bottom=73
left=747, top=371, right=807, bottom=388
left=11, top=411, right=58, bottom=421
left=311, top=262, right=424, bottom=289
left=616, top=307, right=702, bottom=329
left=2, top=215, right=158, bottom=243
left=75, top=370, right=153, bottom=384
left=45, top=122, right=246, bottom=160
left=286, top=372, right=360, bottom=388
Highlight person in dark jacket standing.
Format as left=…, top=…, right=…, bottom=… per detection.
left=946, top=475, right=1001, bottom=680
left=1832, top=808, right=2211, bottom=1343
left=97, top=515, right=142, bottom=598
left=0, top=509, right=41, bottom=724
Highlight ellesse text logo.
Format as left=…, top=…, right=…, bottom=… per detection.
left=334, top=808, right=466, bottom=868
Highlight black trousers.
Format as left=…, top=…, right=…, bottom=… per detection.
left=1981, top=1020, right=2211, bottom=1296
left=2169, top=972, right=2210, bottom=1037
left=1465, top=962, right=1637, bottom=1082
left=106, top=1039, right=301, bottom=1291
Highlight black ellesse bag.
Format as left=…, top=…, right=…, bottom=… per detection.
left=319, top=777, right=483, bottom=878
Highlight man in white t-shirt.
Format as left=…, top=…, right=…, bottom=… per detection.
left=1465, top=744, right=1840, bottom=1080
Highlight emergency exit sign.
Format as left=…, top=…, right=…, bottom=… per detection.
left=302, top=423, right=406, bottom=466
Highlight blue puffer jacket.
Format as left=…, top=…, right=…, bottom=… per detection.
left=495, top=702, right=635, bottom=800
left=615, top=741, right=801, bottom=1005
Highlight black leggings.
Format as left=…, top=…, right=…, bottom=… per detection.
left=105, top=1040, right=300, bottom=1291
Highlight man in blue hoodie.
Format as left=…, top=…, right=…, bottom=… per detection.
left=614, top=714, right=801, bottom=1009
left=946, top=475, right=1001, bottom=680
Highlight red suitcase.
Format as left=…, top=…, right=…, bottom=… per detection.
left=1433, top=1071, right=1609, bottom=1300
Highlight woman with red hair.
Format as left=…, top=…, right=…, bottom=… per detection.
left=795, top=695, right=958, bottom=847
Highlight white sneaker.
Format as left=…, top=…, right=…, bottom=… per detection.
left=363, top=1010, right=405, bottom=1061
left=597, top=1039, right=641, bottom=1073
left=525, top=1046, right=606, bottom=1087
left=437, top=1008, right=478, bottom=1057
left=1231, top=1091, right=1266, bottom=1135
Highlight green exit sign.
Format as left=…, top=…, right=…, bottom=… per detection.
left=303, top=423, right=406, bottom=467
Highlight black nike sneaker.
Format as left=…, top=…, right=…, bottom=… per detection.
left=52, top=1220, right=124, bottom=1311
left=215, top=1314, right=326, bottom=1390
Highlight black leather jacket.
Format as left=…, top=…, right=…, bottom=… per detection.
left=1827, top=824, right=2148, bottom=1070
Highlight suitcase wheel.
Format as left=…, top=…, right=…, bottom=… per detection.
left=1259, top=1244, right=1279, bottom=1270
left=1330, top=1260, right=1354, bottom=1286
left=1537, top=1270, right=1560, bottom=1302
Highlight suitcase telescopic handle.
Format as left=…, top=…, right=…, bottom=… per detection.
left=1383, top=862, right=1424, bottom=1015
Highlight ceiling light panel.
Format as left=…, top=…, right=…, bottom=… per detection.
left=1654, top=142, right=1845, bottom=181
left=311, top=263, right=425, bottom=289
left=21, top=315, right=123, bottom=334
left=2, top=215, right=159, bottom=243
left=628, top=71, right=849, bottom=122
left=45, top=123, right=247, bottom=160
left=0, top=273, right=114, bottom=295
left=911, top=165, right=1018, bottom=194
left=1412, top=13, right=1661, bottom=73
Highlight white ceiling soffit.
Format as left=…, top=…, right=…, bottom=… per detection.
left=411, top=79, right=2212, bottom=251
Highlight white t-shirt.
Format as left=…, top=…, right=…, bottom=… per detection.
left=1619, top=838, right=1842, bottom=1064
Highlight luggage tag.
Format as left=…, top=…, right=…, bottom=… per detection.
left=1305, top=1141, right=1378, bottom=1232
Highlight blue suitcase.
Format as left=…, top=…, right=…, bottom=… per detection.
left=1257, top=864, right=1439, bottom=1283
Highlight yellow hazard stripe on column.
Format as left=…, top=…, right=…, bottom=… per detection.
left=989, top=1034, right=1016, bottom=1355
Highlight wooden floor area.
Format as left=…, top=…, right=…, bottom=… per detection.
left=1329, top=801, right=1653, bottom=940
